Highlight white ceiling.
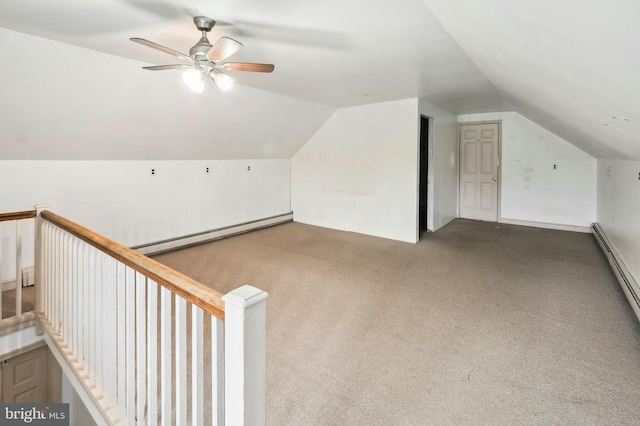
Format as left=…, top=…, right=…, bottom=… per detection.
left=0, top=26, right=335, bottom=160
left=424, top=0, right=640, bottom=160
left=0, top=0, right=638, bottom=159
left=0, top=0, right=506, bottom=112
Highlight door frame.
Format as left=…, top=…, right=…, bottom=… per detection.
left=457, top=120, right=502, bottom=222
left=417, top=115, right=434, bottom=240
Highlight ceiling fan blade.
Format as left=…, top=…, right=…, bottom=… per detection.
left=130, top=38, right=192, bottom=62
left=142, top=64, right=195, bottom=71
left=208, top=37, right=243, bottom=62
left=222, top=62, right=275, bottom=73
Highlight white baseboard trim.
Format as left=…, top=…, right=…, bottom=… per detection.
left=2, top=279, right=17, bottom=292
left=499, top=218, right=591, bottom=233
left=591, top=223, right=640, bottom=322
left=1, top=266, right=35, bottom=291
left=132, top=212, right=294, bottom=256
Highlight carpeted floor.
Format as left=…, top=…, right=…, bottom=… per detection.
left=154, top=219, right=640, bottom=425
left=2, top=285, right=35, bottom=319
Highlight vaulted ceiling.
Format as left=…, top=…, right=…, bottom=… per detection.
left=0, top=0, right=638, bottom=160
left=425, top=0, right=640, bottom=160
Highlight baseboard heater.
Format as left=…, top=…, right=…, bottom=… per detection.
left=132, top=212, right=293, bottom=256
left=591, top=222, right=640, bottom=322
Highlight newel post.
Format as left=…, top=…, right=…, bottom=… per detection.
left=223, top=285, right=269, bottom=426
left=33, top=204, right=52, bottom=335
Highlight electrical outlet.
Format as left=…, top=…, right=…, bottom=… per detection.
left=247, top=165, right=251, bottom=171
left=151, top=168, right=155, bottom=176
left=553, top=164, right=558, bottom=170
left=206, top=167, right=210, bottom=173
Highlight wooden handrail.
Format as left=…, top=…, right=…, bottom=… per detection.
left=40, top=210, right=225, bottom=320
left=0, top=210, right=36, bottom=222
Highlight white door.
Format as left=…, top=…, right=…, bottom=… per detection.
left=1, top=345, right=50, bottom=403
left=459, top=123, right=499, bottom=221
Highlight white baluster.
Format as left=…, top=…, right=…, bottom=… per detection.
left=82, top=242, right=90, bottom=369
left=95, top=250, right=103, bottom=389
left=160, top=286, right=172, bottom=426
left=136, top=272, right=147, bottom=425
left=77, top=242, right=86, bottom=374
left=46, top=222, right=51, bottom=323
left=212, top=317, right=224, bottom=426
left=147, top=279, right=159, bottom=425
left=125, top=266, right=136, bottom=422
left=116, top=261, right=127, bottom=420
left=69, top=238, right=77, bottom=356
left=15, top=219, right=23, bottom=317
left=175, top=296, right=187, bottom=425
left=192, top=305, right=204, bottom=425
left=87, top=246, right=96, bottom=378
left=102, top=256, right=117, bottom=409
left=39, top=220, right=47, bottom=320
left=64, top=232, right=71, bottom=339
left=34, top=204, right=51, bottom=326
left=59, top=231, right=66, bottom=334
left=56, top=227, right=64, bottom=333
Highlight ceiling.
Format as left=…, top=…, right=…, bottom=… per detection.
left=0, top=0, right=506, bottom=112
left=425, top=0, right=640, bottom=159
left=0, top=0, right=638, bottom=159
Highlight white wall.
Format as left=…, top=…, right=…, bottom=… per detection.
left=0, top=160, right=290, bottom=247
left=292, top=99, right=420, bottom=242
left=291, top=97, right=459, bottom=242
left=0, top=327, right=43, bottom=357
left=597, top=159, right=640, bottom=282
left=61, top=372, right=96, bottom=426
left=419, top=99, right=459, bottom=232
left=459, top=111, right=597, bottom=228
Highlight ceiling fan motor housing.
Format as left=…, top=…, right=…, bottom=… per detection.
left=189, top=17, right=216, bottom=60
left=193, top=16, right=216, bottom=32
left=189, top=37, right=213, bottom=59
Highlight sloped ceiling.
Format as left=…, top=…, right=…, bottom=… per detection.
left=0, top=28, right=335, bottom=160
left=423, top=0, right=640, bottom=160
left=0, top=0, right=504, bottom=110
left=0, top=0, right=638, bottom=160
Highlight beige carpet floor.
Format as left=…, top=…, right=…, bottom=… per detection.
left=154, top=219, right=640, bottom=425
left=2, top=285, right=35, bottom=319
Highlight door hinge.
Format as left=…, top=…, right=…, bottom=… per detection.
left=1, top=360, right=8, bottom=367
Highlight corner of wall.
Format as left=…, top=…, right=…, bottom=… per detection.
left=292, top=98, right=421, bottom=242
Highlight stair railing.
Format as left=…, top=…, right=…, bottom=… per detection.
left=34, top=205, right=267, bottom=425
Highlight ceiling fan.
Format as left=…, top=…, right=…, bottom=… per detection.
left=130, top=16, right=275, bottom=93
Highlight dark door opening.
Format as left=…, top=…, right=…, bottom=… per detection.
left=419, top=116, right=429, bottom=238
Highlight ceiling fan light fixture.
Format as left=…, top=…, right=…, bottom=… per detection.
left=131, top=16, right=274, bottom=94
left=211, top=71, right=233, bottom=92
left=182, top=68, right=205, bottom=94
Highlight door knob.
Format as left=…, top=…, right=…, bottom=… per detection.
left=492, top=176, right=497, bottom=182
